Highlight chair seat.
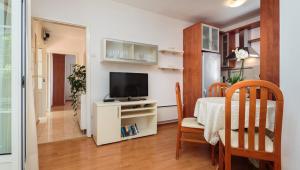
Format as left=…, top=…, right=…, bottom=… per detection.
left=218, top=129, right=274, bottom=153
left=181, top=117, right=204, bottom=129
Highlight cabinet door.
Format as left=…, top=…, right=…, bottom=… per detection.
left=202, top=24, right=210, bottom=51
left=211, top=27, right=219, bottom=52
left=98, top=106, right=121, bottom=144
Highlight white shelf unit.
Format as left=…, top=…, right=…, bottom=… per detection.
left=102, top=38, right=158, bottom=65
left=158, top=66, right=183, bottom=71
left=93, top=100, right=157, bottom=146
left=159, top=49, right=184, bottom=55
left=158, top=48, right=184, bottom=71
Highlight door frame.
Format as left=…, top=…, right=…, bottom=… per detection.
left=47, top=51, right=78, bottom=111
left=32, top=17, right=92, bottom=136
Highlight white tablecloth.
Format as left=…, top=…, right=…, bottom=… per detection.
left=194, top=97, right=276, bottom=145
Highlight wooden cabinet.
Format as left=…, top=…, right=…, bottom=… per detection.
left=183, top=23, right=202, bottom=117
left=221, top=33, right=229, bottom=66
left=202, top=24, right=219, bottom=53
left=183, top=23, right=220, bottom=117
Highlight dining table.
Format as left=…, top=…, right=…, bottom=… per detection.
left=193, top=97, right=277, bottom=145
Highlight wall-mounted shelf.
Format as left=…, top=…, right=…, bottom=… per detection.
left=102, top=38, right=158, bottom=65
left=248, top=38, right=260, bottom=44
left=221, top=66, right=253, bottom=71
left=159, top=49, right=184, bottom=55
left=158, top=66, right=183, bottom=71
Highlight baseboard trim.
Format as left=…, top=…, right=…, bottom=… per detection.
left=158, top=119, right=178, bottom=125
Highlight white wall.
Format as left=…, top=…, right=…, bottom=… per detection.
left=65, top=55, right=76, bottom=100
left=280, top=0, right=300, bottom=169
left=43, top=21, right=86, bottom=65
left=31, top=0, right=191, bottom=126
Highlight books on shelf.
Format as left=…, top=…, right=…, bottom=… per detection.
left=121, top=124, right=139, bottom=138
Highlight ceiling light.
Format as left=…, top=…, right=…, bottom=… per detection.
left=224, top=0, right=247, bottom=8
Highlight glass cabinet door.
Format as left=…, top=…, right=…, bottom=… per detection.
left=211, top=27, right=219, bottom=52
left=0, top=0, right=12, bottom=155
left=202, top=25, right=210, bottom=51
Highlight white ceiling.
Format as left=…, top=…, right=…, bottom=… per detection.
left=112, top=0, right=260, bottom=27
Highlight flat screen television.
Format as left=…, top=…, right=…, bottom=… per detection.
left=110, top=72, right=148, bottom=98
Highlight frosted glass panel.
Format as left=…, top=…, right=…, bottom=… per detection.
left=0, top=0, right=12, bottom=155
left=211, top=28, right=219, bottom=52
left=202, top=25, right=210, bottom=50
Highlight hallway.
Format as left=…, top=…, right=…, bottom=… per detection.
left=37, top=102, right=84, bottom=144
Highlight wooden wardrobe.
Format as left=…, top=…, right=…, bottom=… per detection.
left=183, top=23, right=220, bottom=117
left=183, top=23, right=203, bottom=117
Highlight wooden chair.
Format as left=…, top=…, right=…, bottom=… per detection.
left=208, top=82, right=229, bottom=165
left=208, top=82, right=229, bottom=97
left=175, top=82, right=209, bottom=160
left=218, top=80, right=284, bottom=170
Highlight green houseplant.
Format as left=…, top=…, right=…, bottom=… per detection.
left=68, top=64, right=86, bottom=115
left=228, top=73, right=243, bottom=85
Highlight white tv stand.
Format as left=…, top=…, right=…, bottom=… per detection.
left=92, top=99, right=157, bottom=146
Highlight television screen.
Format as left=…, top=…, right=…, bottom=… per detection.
left=110, top=72, right=148, bottom=98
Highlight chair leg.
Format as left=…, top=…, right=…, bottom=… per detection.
left=218, top=142, right=224, bottom=170
left=274, top=158, right=281, bottom=170
left=224, top=151, right=231, bottom=170
left=210, top=145, right=216, bottom=165
left=259, top=161, right=267, bottom=170
left=176, top=130, right=181, bottom=160
left=179, top=132, right=182, bottom=149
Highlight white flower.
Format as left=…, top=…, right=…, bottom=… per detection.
left=235, top=48, right=249, bottom=61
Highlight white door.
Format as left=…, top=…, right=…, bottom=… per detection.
left=98, top=106, right=121, bottom=144
left=0, top=0, right=23, bottom=169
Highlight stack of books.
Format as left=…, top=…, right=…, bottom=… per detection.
left=121, top=124, right=139, bottom=138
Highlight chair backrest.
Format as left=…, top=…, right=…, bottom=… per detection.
left=225, top=80, right=284, bottom=158
left=175, top=82, right=183, bottom=125
left=208, top=82, right=229, bottom=97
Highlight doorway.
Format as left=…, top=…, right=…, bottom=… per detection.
left=31, top=18, right=87, bottom=144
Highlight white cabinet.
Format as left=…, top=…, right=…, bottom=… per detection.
left=202, top=24, right=219, bottom=53
left=93, top=105, right=121, bottom=145
left=102, top=39, right=158, bottom=65
left=93, top=100, right=157, bottom=146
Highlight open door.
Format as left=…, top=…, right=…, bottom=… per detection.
left=0, top=0, right=24, bottom=169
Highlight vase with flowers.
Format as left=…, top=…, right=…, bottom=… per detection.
left=227, top=48, right=249, bottom=85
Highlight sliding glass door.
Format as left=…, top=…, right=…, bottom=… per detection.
left=0, top=0, right=23, bottom=169
left=0, top=0, right=12, bottom=156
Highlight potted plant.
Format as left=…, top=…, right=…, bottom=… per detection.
left=68, top=64, right=86, bottom=116
left=227, top=48, right=249, bottom=85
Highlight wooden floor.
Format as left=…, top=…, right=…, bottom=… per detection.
left=38, top=123, right=255, bottom=170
